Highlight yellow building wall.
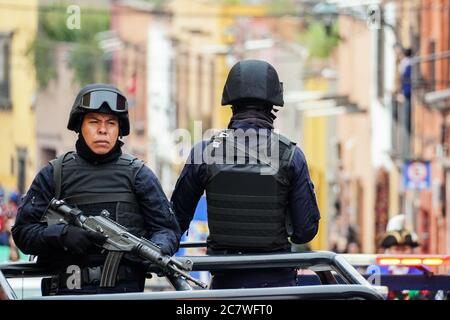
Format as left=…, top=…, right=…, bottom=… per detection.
left=303, top=78, right=329, bottom=250
left=171, top=0, right=267, bottom=131
left=0, top=0, right=37, bottom=191
left=216, top=3, right=267, bottom=129
left=304, top=116, right=327, bottom=250
left=216, top=54, right=232, bottom=129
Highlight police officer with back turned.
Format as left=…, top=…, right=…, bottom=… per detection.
left=171, top=60, right=321, bottom=289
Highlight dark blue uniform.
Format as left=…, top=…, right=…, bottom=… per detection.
left=171, top=121, right=321, bottom=288
left=12, top=162, right=180, bottom=294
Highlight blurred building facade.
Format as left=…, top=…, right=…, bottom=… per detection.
left=0, top=0, right=38, bottom=195
left=35, top=1, right=112, bottom=171
left=35, top=43, right=79, bottom=168
left=336, top=13, right=376, bottom=253
left=111, top=1, right=153, bottom=162
left=170, top=0, right=267, bottom=133
left=334, top=0, right=450, bottom=254
left=409, top=0, right=450, bottom=254
left=380, top=0, right=450, bottom=255
left=111, top=1, right=178, bottom=193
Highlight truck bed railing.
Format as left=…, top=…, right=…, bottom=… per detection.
left=1, top=250, right=385, bottom=300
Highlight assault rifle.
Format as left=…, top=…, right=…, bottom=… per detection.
left=45, top=198, right=206, bottom=290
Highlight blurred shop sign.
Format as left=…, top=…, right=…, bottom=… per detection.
left=403, top=160, right=431, bottom=190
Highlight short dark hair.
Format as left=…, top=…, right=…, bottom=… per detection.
left=403, top=48, right=412, bottom=57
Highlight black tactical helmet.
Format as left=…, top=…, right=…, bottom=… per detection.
left=221, top=59, right=284, bottom=107
left=67, top=84, right=130, bottom=136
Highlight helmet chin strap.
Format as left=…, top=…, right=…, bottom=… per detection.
left=271, top=107, right=280, bottom=120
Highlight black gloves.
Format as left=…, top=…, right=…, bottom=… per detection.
left=158, top=245, right=172, bottom=256
left=61, top=225, right=107, bottom=255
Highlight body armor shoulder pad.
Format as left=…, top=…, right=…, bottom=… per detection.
left=118, top=154, right=145, bottom=186
left=272, top=133, right=297, bottom=166
left=209, top=130, right=297, bottom=164
left=276, top=133, right=296, bottom=148
left=49, top=151, right=76, bottom=200
left=49, top=151, right=76, bottom=167
left=117, top=153, right=144, bottom=167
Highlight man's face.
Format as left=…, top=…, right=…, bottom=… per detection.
left=81, top=112, right=119, bottom=155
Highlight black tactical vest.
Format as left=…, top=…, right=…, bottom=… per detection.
left=50, top=152, right=145, bottom=238
left=204, top=129, right=296, bottom=253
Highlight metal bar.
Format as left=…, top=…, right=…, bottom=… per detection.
left=179, top=241, right=207, bottom=248
left=340, top=254, right=377, bottom=266
left=2, top=252, right=367, bottom=284
left=362, top=274, right=450, bottom=291
left=0, top=262, right=53, bottom=278
left=0, top=269, right=18, bottom=300
left=333, top=255, right=373, bottom=286
left=0, top=252, right=384, bottom=300
left=176, top=252, right=341, bottom=272
left=411, top=50, right=450, bottom=65
left=31, top=284, right=384, bottom=300
left=316, top=271, right=338, bottom=285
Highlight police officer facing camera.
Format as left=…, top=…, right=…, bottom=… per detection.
left=171, top=60, right=321, bottom=289
left=12, top=84, right=180, bottom=295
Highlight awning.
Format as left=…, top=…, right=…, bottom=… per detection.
left=424, top=88, right=450, bottom=110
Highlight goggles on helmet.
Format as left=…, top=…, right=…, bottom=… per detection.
left=80, top=90, right=128, bottom=113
